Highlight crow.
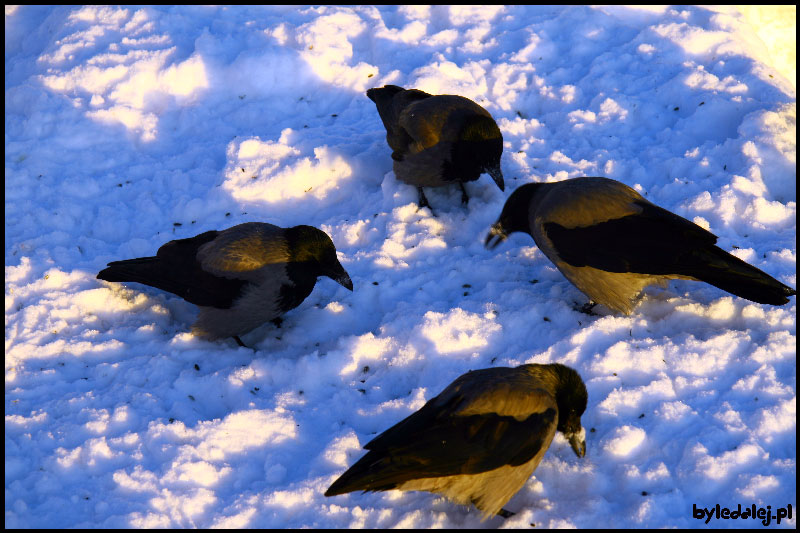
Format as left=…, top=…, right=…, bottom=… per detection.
left=486, top=177, right=796, bottom=313
left=98, top=222, right=353, bottom=345
left=325, top=363, right=587, bottom=520
left=367, top=84, right=504, bottom=210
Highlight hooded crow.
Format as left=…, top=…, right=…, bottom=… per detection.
left=325, top=363, right=587, bottom=520
left=366, top=84, right=504, bottom=209
left=485, top=177, right=797, bottom=314
left=97, top=222, right=353, bottom=345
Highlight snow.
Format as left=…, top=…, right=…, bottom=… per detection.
left=4, top=5, right=796, bottom=529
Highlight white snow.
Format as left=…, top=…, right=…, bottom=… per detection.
left=5, top=5, right=796, bottom=529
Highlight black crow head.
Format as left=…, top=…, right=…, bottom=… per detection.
left=485, top=182, right=542, bottom=249
left=288, top=226, right=353, bottom=291
left=551, top=363, right=588, bottom=458
left=446, top=114, right=504, bottom=191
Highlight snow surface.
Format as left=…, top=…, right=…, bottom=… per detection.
left=5, top=5, right=796, bottom=529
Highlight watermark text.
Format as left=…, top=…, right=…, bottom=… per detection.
left=693, top=503, right=792, bottom=526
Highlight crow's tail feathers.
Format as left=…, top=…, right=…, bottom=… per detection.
left=97, top=257, right=186, bottom=297
left=689, top=246, right=796, bottom=305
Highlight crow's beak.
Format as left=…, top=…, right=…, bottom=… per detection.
left=487, top=164, right=504, bottom=192
left=566, top=427, right=586, bottom=458
left=329, top=262, right=354, bottom=291
left=484, top=221, right=508, bottom=250
left=336, top=272, right=354, bottom=291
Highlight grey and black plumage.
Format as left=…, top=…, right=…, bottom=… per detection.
left=485, top=177, right=796, bottom=314
left=366, top=84, right=504, bottom=209
left=325, top=363, right=587, bottom=520
left=97, top=222, right=353, bottom=343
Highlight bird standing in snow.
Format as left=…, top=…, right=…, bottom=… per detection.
left=97, top=222, right=353, bottom=346
left=366, top=84, right=504, bottom=210
left=325, top=363, right=587, bottom=520
left=485, top=177, right=796, bottom=314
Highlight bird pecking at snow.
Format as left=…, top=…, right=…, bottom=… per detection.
left=485, top=177, right=796, bottom=314
left=325, top=363, right=587, bottom=521
left=366, top=84, right=505, bottom=210
left=97, top=222, right=353, bottom=346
